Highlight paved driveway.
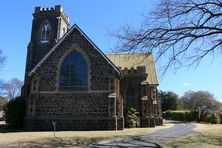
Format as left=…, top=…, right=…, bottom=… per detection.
left=90, top=122, right=197, bottom=148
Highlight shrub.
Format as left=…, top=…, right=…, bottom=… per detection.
left=125, top=108, right=138, bottom=128
left=205, top=112, right=220, bottom=124
left=3, top=96, right=26, bottom=128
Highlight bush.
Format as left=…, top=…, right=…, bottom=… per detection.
left=205, top=112, right=220, bottom=124
left=3, top=96, right=26, bottom=128
left=125, top=108, right=138, bottom=128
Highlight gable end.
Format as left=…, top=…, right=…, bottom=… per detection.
left=28, top=24, right=121, bottom=77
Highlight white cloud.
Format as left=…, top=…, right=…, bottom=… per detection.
left=183, top=82, right=190, bottom=87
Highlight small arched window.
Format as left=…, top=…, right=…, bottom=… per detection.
left=40, top=23, right=50, bottom=43
left=60, top=51, right=88, bottom=90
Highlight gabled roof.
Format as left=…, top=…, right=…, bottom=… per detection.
left=106, top=53, right=159, bottom=84
left=29, top=24, right=121, bottom=76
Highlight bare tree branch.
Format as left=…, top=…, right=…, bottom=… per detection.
left=0, top=50, right=6, bottom=70
left=112, top=0, right=222, bottom=75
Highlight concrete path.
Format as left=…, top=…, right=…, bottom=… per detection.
left=90, top=122, right=197, bottom=148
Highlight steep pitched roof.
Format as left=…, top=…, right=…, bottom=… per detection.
left=106, top=53, right=159, bottom=84
left=29, top=24, right=121, bottom=76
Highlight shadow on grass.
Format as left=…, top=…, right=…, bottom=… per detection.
left=90, top=136, right=163, bottom=148
left=0, top=124, right=26, bottom=133
left=0, top=122, right=198, bottom=148
left=2, top=136, right=162, bottom=148
left=2, top=137, right=108, bottom=148
left=90, top=123, right=197, bottom=148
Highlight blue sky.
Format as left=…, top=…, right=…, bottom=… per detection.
left=0, top=1, right=221, bottom=102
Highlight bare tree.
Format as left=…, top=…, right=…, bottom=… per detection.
left=0, top=96, right=7, bottom=111
left=0, top=80, right=3, bottom=96
left=113, top=0, right=222, bottom=74
left=1, top=78, right=23, bottom=100
left=0, top=49, right=6, bottom=70
left=0, top=50, right=6, bottom=96
left=181, top=90, right=222, bottom=120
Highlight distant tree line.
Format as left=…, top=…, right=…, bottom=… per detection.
left=159, top=90, right=222, bottom=123
left=160, top=90, right=222, bottom=112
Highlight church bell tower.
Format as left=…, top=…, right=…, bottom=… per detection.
left=25, top=5, right=70, bottom=76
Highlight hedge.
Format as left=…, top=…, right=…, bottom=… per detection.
left=163, top=110, right=222, bottom=124
left=162, top=110, right=198, bottom=121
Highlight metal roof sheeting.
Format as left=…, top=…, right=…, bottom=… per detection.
left=106, top=53, right=159, bottom=84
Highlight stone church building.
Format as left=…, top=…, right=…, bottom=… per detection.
left=22, top=5, right=162, bottom=130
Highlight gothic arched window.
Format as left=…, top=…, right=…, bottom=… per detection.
left=60, top=51, right=88, bottom=90
left=40, top=23, right=50, bottom=43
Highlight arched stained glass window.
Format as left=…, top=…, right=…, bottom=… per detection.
left=60, top=51, right=88, bottom=90
left=40, top=23, right=50, bottom=43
